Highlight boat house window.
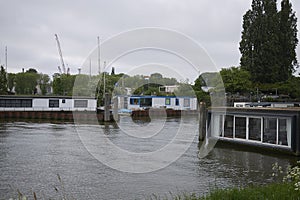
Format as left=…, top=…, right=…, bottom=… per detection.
left=74, top=100, right=88, bottom=108
left=224, top=115, right=233, bottom=138
left=249, top=118, right=261, bottom=141
left=140, top=98, right=152, bottom=107
left=217, top=114, right=290, bottom=147
left=183, top=98, right=190, bottom=107
left=165, top=98, right=171, bottom=105
left=0, top=99, right=32, bottom=107
left=49, top=99, right=59, bottom=108
left=263, top=118, right=277, bottom=144
left=130, top=98, right=139, bottom=105
left=175, top=98, right=179, bottom=106
left=235, top=117, right=246, bottom=139
left=279, top=119, right=288, bottom=146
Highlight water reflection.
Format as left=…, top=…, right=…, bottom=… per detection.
left=0, top=117, right=298, bottom=199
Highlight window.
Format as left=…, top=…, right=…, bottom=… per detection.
left=0, top=99, right=32, bottom=107
left=130, top=98, right=139, bottom=105
left=279, top=119, right=288, bottom=146
left=235, top=117, right=246, bottom=139
left=183, top=98, right=190, bottom=107
left=74, top=100, right=88, bottom=108
left=263, top=118, right=277, bottom=144
left=62, top=99, right=66, bottom=103
left=165, top=98, right=171, bottom=105
left=249, top=118, right=261, bottom=141
left=49, top=99, right=59, bottom=108
left=224, top=115, right=233, bottom=138
left=175, top=98, right=179, bottom=106
left=140, top=98, right=152, bottom=107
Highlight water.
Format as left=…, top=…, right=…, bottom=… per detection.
left=0, top=116, right=297, bottom=199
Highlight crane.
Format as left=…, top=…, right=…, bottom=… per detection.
left=55, top=34, right=66, bottom=74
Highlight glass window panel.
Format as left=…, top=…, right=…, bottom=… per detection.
left=49, top=100, right=59, bottom=108
left=184, top=99, right=190, bottom=107
left=249, top=118, right=261, bottom=141
left=278, top=119, right=288, bottom=146
left=224, top=115, right=233, bottom=138
left=74, top=100, right=88, bottom=108
left=263, top=118, right=276, bottom=144
left=235, top=117, right=246, bottom=139
left=165, top=98, right=171, bottom=105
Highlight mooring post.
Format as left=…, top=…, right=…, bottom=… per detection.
left=199, top=102, right=207, bottom=141
left=113, top=96, right=119, bottom=121
left=104, top=93, right=111, bottom=122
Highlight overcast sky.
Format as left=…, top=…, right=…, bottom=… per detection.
left=0, top=0, right=299, bottom=81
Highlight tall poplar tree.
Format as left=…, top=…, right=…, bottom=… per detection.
left=0, top=66, right=8, bottom=94
left=239, top=0, right=298, bottom=83
left=278, top=0, right=298, bottom=81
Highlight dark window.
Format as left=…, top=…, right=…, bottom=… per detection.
left=62, top=99, right=66, bottom=103
left=74, top=100, right=88, bottom=108
left=175, top=98, right=179, bottom=106
left=0, top=99, right=32, bottom=107
left=130, top=98, right=139, bottom=105
left=279, top=119, right=288, bottom=146
left=249, top=118, right=261, bottom=141
left=235, top=117, right=246, bottom=139
left=49, top=99, right=59, bottom=108
left=263, top=118, right=277, bottom=144
left=140, top=98, right=152, bottom=107
left=165, top=98, right=171, bottom=105
left=224, top=115, right=233, bottom=138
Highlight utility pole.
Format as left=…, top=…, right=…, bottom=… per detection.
left=5, top=46, right=7, bottom=72
left=97, top=36, right=101, bottom=75
left=103, top=61, right=106, bottom=96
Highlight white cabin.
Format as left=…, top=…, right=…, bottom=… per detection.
left=0, top=96, right=97, bottom=111
left=117, top=96, right=198, bottom=111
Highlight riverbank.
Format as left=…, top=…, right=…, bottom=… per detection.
left=173, top=182, right=299, bottom=200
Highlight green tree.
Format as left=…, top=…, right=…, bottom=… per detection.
left=239, top=0, right=297, bottom=83
left=278, top=0, right=298, bottom=80
left=38, top=74, right=50, bottom=95
left=7, top=73, right=16, bottom=93
left=0, top=66, right=8, bottom=94
left=220, top=67, right=252, bottom=94
left=15, top=72, right=39, bottom=94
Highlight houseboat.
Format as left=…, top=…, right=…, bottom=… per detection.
left=116, top=95, right=198, bottom=111
left=207, top=107, right=300, bottom=155
left=0, top=95, right=97, bottom=111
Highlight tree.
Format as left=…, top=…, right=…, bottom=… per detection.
left=239, top=0, right=298, bottom=83
left=220, top=67, right=252, bottom=94
left=0, top=66, right=8, bottom=94
left=7, top=73, right=16, bottom=93
left=278, top=0, right=298, bottom=80
left=15, top=72, right=39, bottom=94
left=38, top=74, right=50, bottom=95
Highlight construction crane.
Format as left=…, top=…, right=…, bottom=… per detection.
left=55, top=34, right=67, bottom=74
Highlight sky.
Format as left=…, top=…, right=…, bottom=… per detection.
left=0, top=0, right=299, bottom=82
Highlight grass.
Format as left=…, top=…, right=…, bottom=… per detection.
left=168, top=182, right=300, bottom=200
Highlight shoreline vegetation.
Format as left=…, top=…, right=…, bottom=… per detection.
left=11, top=162, right=300, bottom=200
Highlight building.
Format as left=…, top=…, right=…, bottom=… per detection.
left=117, top=95, right=198, bottom=111
left=0, top=96, right=97, bottom=111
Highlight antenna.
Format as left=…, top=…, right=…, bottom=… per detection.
left=97, top=36, right=101, bottom=75
left=5, top=46, right=7, bottom=72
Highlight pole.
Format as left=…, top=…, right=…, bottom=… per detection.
left=5, top=46, right=7, bottom=72
left=103, top=61, right=106, bottom=96
left=198, top=102, right=207, bottom=141
left=97, top=36, right=101, bottom=75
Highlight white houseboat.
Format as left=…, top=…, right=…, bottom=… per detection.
left=207, top=107, right=300, bottom=155
left=116, top=96, right=198, bottom=111
left=0, top=96, right=97, bottom=111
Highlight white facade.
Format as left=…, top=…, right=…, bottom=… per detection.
left=0, top=96, right=97, bottom=111
left=120, top=96, right=198, bottom=111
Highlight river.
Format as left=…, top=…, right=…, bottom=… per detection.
left=0, top=116, right=297, bottom=199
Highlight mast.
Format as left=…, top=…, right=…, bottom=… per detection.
left=5, top=46, right=7, bottom=72
left=97, top=36, right=101, bottom=75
